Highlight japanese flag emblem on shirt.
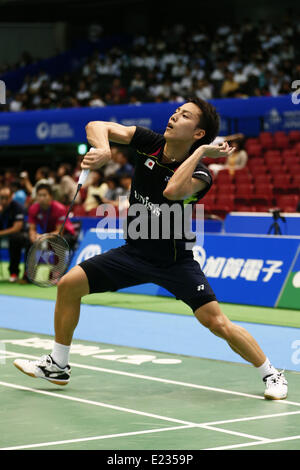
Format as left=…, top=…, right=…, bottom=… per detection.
left=145, top=158, right=155, bottom=170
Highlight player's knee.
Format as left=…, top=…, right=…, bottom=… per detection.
left=57, top=274, right=72, bottom=294
left=57, top=267, right=89, bottom=298
left=201, top=315, right=231, bottom=340
left=209, top=317, right=231, bottom=340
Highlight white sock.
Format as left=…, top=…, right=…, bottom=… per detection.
left=51, top=342, right=70, bottom=368
left=257, top=358, right=278, bottom=380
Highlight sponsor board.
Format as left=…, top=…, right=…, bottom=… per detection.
left=69, top=229, right=300, bottom=307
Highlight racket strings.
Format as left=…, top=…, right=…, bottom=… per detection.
left=26, top=234, right=70, bottom=287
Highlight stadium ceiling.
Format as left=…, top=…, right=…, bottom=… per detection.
left=0, top=0, right=144, bottom=5
left=0, top=0, right=146, bottom=20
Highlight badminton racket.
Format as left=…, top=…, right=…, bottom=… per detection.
left=26, top=167, right=90, bottom=287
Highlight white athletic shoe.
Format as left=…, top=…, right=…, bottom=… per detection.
left=14, top=355, right=71, bottom=386
left=264, top=371, right=288, bottom=400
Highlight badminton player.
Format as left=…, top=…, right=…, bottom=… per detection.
left=14, top=98, right=287, bottom=399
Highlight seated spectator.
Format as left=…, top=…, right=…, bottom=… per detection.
left=129, top=72, right=146, bottom=94
left=102, top=146, right=121, bottom=177
left=9, top=93, right=24, bottom=112
left=20, top=184, right=78, bottom=283
left=88, top=93, right=106, bottom=107
left=3, top=169, right=17, bottom=186
left=0, top=186, right=27, bottom=283
left=83, top=170, right=108, bottom=213
left=76, top=80, right=91, bottom=105
left=225, top=136, right=248, bottom=175
left=28, top=183, right=76, bottom=246
left=209, top=134, right=247, bottom=176
left=220, top=70, right=240, bottom=97
left=102, top=176, right=121, bottom=201
left=56, top=163, right=81, bottom=205
left=11, top=179, right=27, bottom=206
left=114, top=148, right=134, bottom=177
left=21, top=167, right=53, bottom=201
left=102, top=174, right=131, bottom=213
left=110, top=78, right=127, bottom=104
left=193, top=78, right=213, bottom=100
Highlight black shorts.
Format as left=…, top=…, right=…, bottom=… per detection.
left=79, top=243, right=217, bottom=312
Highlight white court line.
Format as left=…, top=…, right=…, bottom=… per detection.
left=2, top=380, right=299, bottom=450
left=199, top=425, right=266, bottom=442
left=2, top=350, right=300, bottom=450
left=0, top=425, right=194, bottom=451
left=6, top=349, right=300, bottom=406
left=202, top=410, right=300, bottom=426
left=0, top=380, right=192, bottom=426
left=0, top=380, right=266, bottom=447
left=205, top=434, right=300, bottom=451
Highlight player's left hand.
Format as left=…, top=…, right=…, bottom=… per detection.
left=199, top=141, right=235, bottom=159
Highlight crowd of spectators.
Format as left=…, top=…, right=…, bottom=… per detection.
left=0, top=145, right=133, bottom=214
left=1, top=16, right=300, bottom=112
left=0, top=146, right=133, bottom=282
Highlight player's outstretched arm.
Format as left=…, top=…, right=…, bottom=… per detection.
left=82, top=121, right=136, bottom=170
left=85, top=121, right=136, bottom=147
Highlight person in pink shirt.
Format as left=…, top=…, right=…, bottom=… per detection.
left=28, top=183, right=76, bottom=243
left=20, top=183, right=77, bottom=284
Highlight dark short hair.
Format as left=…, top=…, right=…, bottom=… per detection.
left=37, top=166, right=50, bottom=178
left=59, top=163, right=73, bottom=176
left=119, top=172, right=132, bottom=180
left=36, top=183, right=53, bottom=196
left=186, top=97, right=220, bottom=153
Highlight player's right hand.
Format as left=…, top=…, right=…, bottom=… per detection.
left=81, top=148, right=111, bottom=170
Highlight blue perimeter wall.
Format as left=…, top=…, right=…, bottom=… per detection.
left=0, top=96, right=299, bottom=146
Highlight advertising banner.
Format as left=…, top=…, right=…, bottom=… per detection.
left=0, top=95, right=298, bottom=146
left=69, top=229, right=300, bottom=308
left=277, top=246, right=300, bottom=309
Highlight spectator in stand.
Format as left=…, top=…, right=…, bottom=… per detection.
left=129, top=73, right=146, bottom=95
left=208, top=134, right=247, bottom=176
left=56, top=163, right=81, bottom=205
left=114, top=148, right=134, bottom=177
left=102, top=146, right=121, bottom=177
left=2, top=16, right=299, bottom=110
left=102, top=175, right=120, bottom=201
left=0, top=186, right=27, bottom=282
left=224, top=136, right=248, bottom=175
left=110, top=78, right=127, bottom=104
left=21, top=183, right=77, bottom=283
left=76, top=80, right=91, bottom=106
left=220, top=70, right=240, bottom=97
left=268, top=75, right=282, bottom=96
left=193, top=78, right=213, bottom=100
left=21, top=167, right=53, bottom=202
left=28, top=183, right=76, bottom=244
left=9, top=93, right=24, bottom=112
left=11, top=179, right=27, bottom=207
left=4, top=168, right=17, bottom=186
left=102, top=174, right=132, bottom=212
left=88, top=92, right=105, bottom=107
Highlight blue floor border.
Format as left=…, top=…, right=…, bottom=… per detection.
left=0, top=295, right=299, bottom=372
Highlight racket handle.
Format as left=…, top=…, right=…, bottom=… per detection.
left=78, top=146, right=94, bottom=186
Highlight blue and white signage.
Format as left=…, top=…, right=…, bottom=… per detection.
left=69, top=229, right=300, bottom=307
